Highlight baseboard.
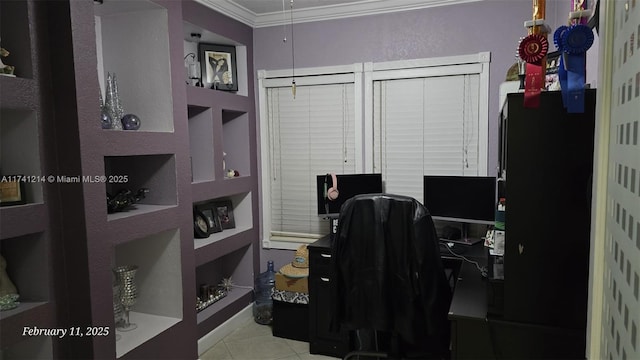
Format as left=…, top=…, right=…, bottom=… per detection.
left=197, top=304, right=253, bottom=356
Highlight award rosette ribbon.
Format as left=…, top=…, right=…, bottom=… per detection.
left=519, top=34, right=549, bottom=108
left=559, top=24, right=594, bottom=113
left=554, top=25, right=569, bottom=105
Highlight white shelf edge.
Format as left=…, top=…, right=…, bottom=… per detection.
left=107, top=204, right=176, bottom=222
left=193, top=225, right=252, bottom=250
left=115, top=311, right=181, bottom=358
left=196, top=287, right=252, bottom=325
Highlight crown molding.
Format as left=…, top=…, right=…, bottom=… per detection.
left=194, top=0, right=256, bottom=27
left=196, top=0, right=482, bottom=28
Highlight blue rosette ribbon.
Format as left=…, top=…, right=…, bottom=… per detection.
left=560, top=24, right=594, bottom=113
left=554, top=26, right=569, bottom=106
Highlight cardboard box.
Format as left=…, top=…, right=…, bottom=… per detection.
left=275, top=273, right=308, bottom=293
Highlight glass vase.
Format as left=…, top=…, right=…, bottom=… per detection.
left=113, top=265, right=138, bottom=331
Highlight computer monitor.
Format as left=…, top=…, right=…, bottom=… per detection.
left=316, top=173, right=383, bottom=217
left=423, top=175, right=496, bottom=245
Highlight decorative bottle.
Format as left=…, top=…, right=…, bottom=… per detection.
left=253, top=260, right=275, bottom=325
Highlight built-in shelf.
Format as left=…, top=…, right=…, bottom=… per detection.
left=105, top=154, right=177, bottom=217
left=0, top=301, right=53, bottom=349
left=188, top=105, right=215, bottom=183
left=222, top=110, right=250, bottom=178
left=0, top=108, right=43, bottom=204
left=0, top=0, right=34, bottom=79
left=0, top=203, right=47, bottom=240
left=0, top=233, right=49, bottom=301
left=115, top=312, right=181, bottom=359
left=191, top=176, right=252, bottom=204
left=0, top=77, right=37, bottom=109
left=195, top=244, right=254, bottom=337
left=182, top=20, right=249, bottom=97
left=114, top=229, right=183, bottom=357
left=196, top=287, right=252, bottom=325
left=193, top=191, right=253, bottom=251
left=107, top=204, right=177, bottom=222
left=100, top=131, right=177, bottom=157
left=0, top=233, right=52, bottom=349
left=94, top=0, right=174, bottom=133
left=194, top=228, right=253, bottom=266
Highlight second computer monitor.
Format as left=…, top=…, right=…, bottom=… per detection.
left=423, top=175, right=496, bottom=225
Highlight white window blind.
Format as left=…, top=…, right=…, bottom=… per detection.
left=373, top=73, right=482, bottom=202
left=267, top=83, right=356, bottom=241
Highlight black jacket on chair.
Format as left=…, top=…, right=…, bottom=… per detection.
left=330, top=193, right=451, bottom=354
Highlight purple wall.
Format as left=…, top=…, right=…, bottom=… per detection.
left=253, top=0, right=599, bottom=263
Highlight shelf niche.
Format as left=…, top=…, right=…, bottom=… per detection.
left=94, top=0, right=174, bottom=132
left=113, top=228, right=183, bottom=358
left=222, top=110, right=250, bottom=179
left=0, top=0, right=33, bottom=79
left=105, top=154, right=177, bottom=221
left=0, top=232, right=49, bottom=306
left=194, top=191, right=253, bottom=250
left=182, top=21, right=248, bottom=97
left=0, top=109, right=43, bottom=204
left=188, top=105, right=214, bottom=183
left=195, top=244, right=254, bottom=322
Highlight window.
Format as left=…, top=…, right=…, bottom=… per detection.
left=367, top=53, right=491, bottom=201
left=258, top=65, right=363, bottom=249
left=259, top=53, right=490, bottom=249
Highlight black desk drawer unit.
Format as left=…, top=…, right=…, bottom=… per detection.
left=308, top=236, right=350, bottom=358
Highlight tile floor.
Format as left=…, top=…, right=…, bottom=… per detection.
left=200, top=318, right=340, bottom=360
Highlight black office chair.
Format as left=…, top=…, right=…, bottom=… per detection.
left=330, top=193, right=452, bottom=360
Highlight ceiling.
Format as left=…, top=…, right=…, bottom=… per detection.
left=195, top=0, right=479, bottom=28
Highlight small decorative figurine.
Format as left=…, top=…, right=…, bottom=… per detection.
left=0, top=38, right=16, bottom=77
left=107, top=188, right=149, bottom=213
left=121, top=114, right=141, bottom=130
left=0, top=255, right=19, bottom=311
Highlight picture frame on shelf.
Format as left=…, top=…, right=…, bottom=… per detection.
left=214, top=200, right=235, bottom=230
left=196, top=202, right=223, bottom=234
left=0, top=175, right=26, bottom=206
left=198, top=43, right=238, bottom=91
left=193, top=208, right=210, bottom=238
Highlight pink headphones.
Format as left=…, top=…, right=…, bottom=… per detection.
left=327, top=173, right=339, bottom=201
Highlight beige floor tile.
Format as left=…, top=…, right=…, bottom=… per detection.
left=224, top=334, right=296, bottom=360
left=224, top=320, right=274, bottom=343
left=200, top=341, right=233, bottom=360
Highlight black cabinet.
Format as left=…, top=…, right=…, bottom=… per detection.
left=496, top=90, right=596, bottom=357
left=308, top=236, right=350, bottom=358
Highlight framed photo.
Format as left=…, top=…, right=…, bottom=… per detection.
left=545, top=50, right=561, bottom=91
left=193, top=208, right=210, bottom=238
left=0, top=176, right=26, bottom=207
left=214, top=200, right=235, bottom=230
left=545, top=50, right=561, bottom=75
left=195, top=203, right=222, bottom=234
left=198, top=43, right=238, bottom=91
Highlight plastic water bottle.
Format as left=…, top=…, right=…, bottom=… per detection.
left=253, top=260, right=275, bottom=325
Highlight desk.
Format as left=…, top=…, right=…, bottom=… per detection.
left=447, top=243, right=586, bottom=359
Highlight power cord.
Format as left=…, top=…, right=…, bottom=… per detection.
left=440, top=242, right=488, bottom=278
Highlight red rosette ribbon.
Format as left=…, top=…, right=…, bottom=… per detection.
left=518, top=34, right=549, bottom=64
left=519, top=34, right=549, bottom=108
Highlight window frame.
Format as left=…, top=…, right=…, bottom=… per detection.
left=258, top=64, right=364, bottom=249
